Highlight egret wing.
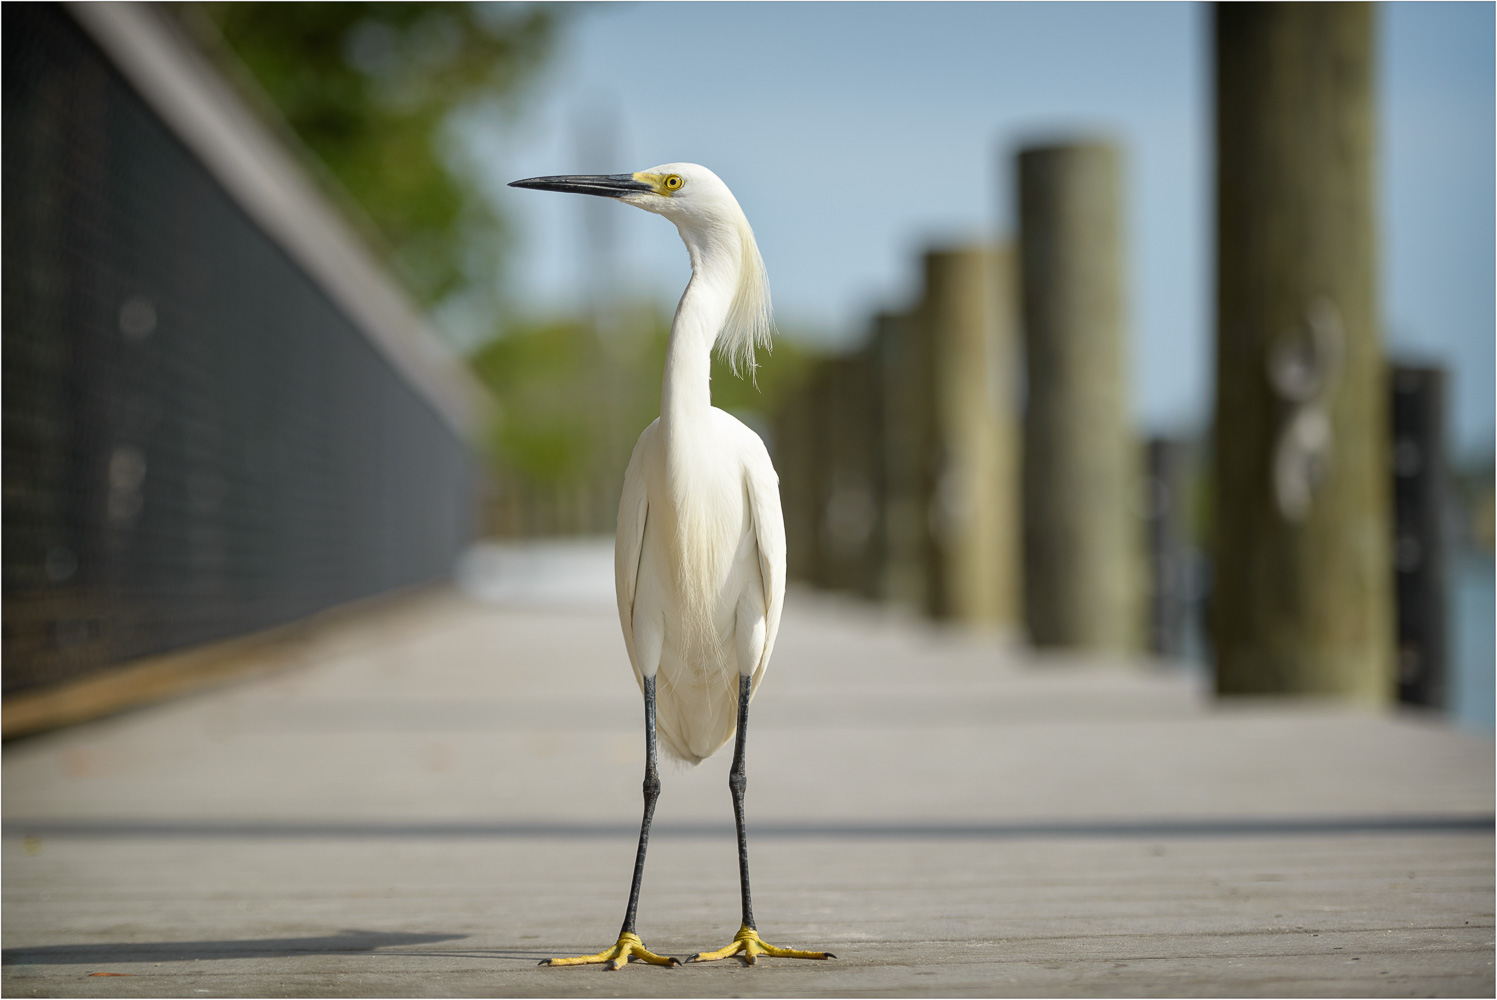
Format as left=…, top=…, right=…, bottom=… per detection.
left=615, top=424, right=655, bottom=687
left=744, top=448, right=786, bottom=691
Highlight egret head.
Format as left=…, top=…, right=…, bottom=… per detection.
left=510, top=162, right=737, bottom=226
left=510, top=163, right=772, bottom=379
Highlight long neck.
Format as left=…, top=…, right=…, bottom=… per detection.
left=661, top=227, right=738, bottom=435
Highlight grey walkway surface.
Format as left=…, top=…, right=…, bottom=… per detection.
left=4, top=545, right=1494, bottom=997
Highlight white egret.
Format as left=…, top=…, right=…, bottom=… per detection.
left=510, top=164, right=833, bottom=969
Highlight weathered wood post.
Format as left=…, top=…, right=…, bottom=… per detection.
left=813, top=350, right=885, bottom=599
left=920, top=246, right=1021, bottom=627
left=1017, top=142, right=1139, bottom=651
left=1144, top=438, right=1196, bottom=659
left=772, top=372, right=819, bottom=584
left=875, top=308, right=931, bottom=611
left=1213, top=3, right=1393, bottom=698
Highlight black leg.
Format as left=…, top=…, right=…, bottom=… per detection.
left=540, top=675, right=677, bottom=968
left=686, top=674, right=835, bottom=964
left=620, top=675, right=662, bottom=939
left=730, top=673, right=756, bottom=932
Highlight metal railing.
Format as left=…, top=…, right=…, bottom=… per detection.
left=2, top=5, right=477, bottom=698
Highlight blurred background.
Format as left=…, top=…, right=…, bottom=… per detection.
left=3, top=2, right=1492, bottom=737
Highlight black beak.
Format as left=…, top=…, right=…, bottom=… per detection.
left=508, top=174, right=652, bottom=198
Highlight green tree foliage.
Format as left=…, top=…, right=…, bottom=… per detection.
left=468, top=318, right=607, bottom=486
left=469, top=309, right=818, bottom=495
left=192, top=4, right=823, bottom=534
left=195, top=2, right=556, bottom=308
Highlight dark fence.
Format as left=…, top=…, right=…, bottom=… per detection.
left=2, top=5, right=476, bottom=699
left=1390, top=364, right=1448, bottom=708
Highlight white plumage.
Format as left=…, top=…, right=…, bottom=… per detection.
left=610, top=163, right=784, bottom=764
left=514, top=161, right=834, bottom=969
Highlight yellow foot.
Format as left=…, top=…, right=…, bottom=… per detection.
left=688, top=924, right=836, bottom=965
left=539, top=932, right=680, bottom=971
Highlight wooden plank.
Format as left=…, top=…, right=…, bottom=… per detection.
left=2, top=572, right=1490, bottom=997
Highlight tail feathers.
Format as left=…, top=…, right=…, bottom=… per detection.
left=655, top=652, right=741, bottom=765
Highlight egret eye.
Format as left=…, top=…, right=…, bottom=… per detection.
left=664, top=174, right=683, bottom=191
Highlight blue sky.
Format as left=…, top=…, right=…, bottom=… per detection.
left=473, top=2, right=1494, bottom=459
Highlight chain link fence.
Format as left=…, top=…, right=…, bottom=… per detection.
left=2, top=5, right=476, bottom=699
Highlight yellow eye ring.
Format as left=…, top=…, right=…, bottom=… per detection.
left=664, top=174, right=683, bottom=191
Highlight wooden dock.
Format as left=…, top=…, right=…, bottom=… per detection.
left=4, top=565, right=1491, bottom=997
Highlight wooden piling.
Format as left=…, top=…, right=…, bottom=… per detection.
left=1145, top=438, right=1196, bottom=659
left=1212, top=3, right=1393, bottom=699
left=874, top=309, right=931, bottom=611
left=773, top=373, right=820, bottom=585
left=1017, top=142, right=1139, bottom=651
left=918, top=246, right=1020, bottom=628
left=812, top=351, right=885, bottom=599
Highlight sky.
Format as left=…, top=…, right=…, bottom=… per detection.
left=472, top=2, right=1494, bottom=460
